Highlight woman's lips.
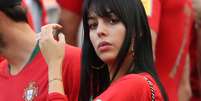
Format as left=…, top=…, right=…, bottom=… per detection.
left=97, top=41, right=112, bottom=51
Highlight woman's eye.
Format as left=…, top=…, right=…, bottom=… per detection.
left=89, top=22, right=98, bottom=30
left=108, top=18, right=119, bottom=24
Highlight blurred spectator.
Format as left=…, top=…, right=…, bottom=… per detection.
left=0, top=0, right=47, bottom=63
left=141, top=0, right=194, bottom=101
left=57, top=0, right=83, bottom=46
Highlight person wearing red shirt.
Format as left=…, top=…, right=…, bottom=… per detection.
left=0, top=0, right=81, bottom=101
left=40, top=0, right=168, bottom=100
left=141, top=0, right=194, bottom=101
left=0, top=0, right=47, bottom=63
left=56, top=0, right=83, bottom=46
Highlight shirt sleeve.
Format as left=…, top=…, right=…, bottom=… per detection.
left=56, top=0, right=83, bottom=15
left=141, top=0, right=161, bottom=33
left=62, top=45, right=81, bottom=101
left=47, top=92, right=68, bottom=101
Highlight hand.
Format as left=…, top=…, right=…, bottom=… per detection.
left=39, top=24, right=66, bottom=94
left=39, top=24, right=66, bottom=65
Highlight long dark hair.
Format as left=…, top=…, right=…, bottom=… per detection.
left=80, top=0, right=168, bottom=100
left=0, top=5, right=28, bottom=23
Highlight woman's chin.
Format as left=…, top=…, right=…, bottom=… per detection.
left=99, top=55, right=116, bottom=64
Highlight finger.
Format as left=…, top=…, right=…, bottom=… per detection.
left=52, top=24, right=63, bottom=30
left=41, top=24, right=62, bottom=30
left=52, top=24, right=63, bottom=37
left=58, top=33, right=66, bottom=44
left=41, top=24, right=62, bottom=39
left=41, top=25, right=54, bottom=39
left=42, top=24, right=62, bottom=32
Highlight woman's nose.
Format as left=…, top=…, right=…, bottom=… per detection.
left=96, top=20, right=108, bottom=37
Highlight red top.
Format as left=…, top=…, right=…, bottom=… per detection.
left=94, top=73, right=163, bottom=101
left=49, top=73, right=163, bottom=101
left=0, top=45, right=81, bottom=101
left=142, top=0, right=194, bottom=100
left=56, top=0, right=83, bottom=15
left=0, top=44, right=164, bottom=101
left=0, top=56, right=4, bottom=62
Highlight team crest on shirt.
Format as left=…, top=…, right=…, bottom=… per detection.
left=141, top=0, right=153, bottom=16
left=23, top=81, right=38, bottom=101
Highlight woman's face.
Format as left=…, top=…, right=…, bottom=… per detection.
left=88, top=10, right=126, bottom=65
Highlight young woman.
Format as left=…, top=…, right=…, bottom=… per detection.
left=40, top=0, right=168, bottom=100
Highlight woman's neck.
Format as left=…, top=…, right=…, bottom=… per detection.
left=108, top=53, right=134, bottom=81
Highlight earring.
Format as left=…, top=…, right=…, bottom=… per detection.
left=131, top=48, right=135, bottom=57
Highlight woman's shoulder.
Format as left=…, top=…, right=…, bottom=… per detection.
left=120, top=73, right=163, bottom=100
left=115, top=73, right=149, bottom=85
left=95, top=73, right=163, bottom=101
left=65, top=44, right=81, bottom=54
left=64, top=44, right=81, bottom=63
left=112, top=73, right=155, bottom=91
left=63, top=44, right=81, bottom=70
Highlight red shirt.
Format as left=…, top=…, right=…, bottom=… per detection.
left=94, top=73, right=163, bottom=101
left=56, top=0, right=83, bottom=15
left=0, top=57, right=4, bottom=62
left=0, top=45, right=81, bottom=101
left=142, top=0, right=194, bottom=100
left=49, top=73, right=163, bottom=101
left=0, top=44, right=163, bottom=101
